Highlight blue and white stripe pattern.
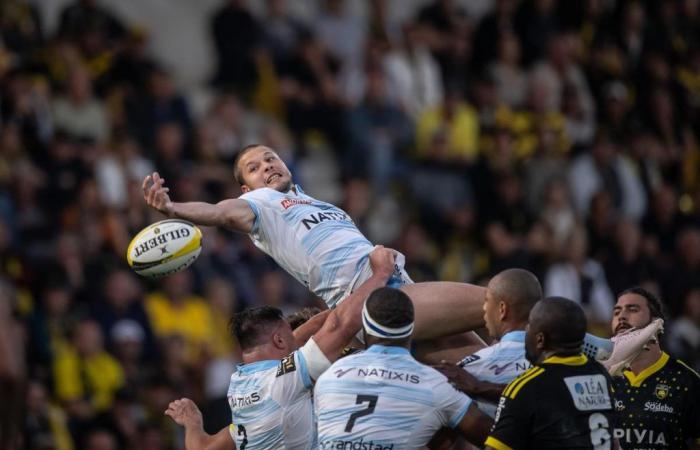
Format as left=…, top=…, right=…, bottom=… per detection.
left=458, top=330, right=531, bottom=416
left=239, top=186, right=412, bottom=308
left=314, top=345, right=473, bottom=449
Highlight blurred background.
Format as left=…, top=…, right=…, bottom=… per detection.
left=1, top=0, right=700, bottom=448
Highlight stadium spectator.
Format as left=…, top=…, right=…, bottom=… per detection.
left=52, top=66, right=108, bottom=143
left=144, top=271, right=216, bottom=364
left=667, top=289, right=700, bottom=371
left=53, top=319, right=124, bottom=420
left=210, top=0, right=262, bottom=92
left=545, top=225, right=615, bottom=328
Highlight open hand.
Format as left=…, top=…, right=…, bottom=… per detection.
left=165, top=398, right=203, bottom=428
left=143, top=172, right=174, bottom=216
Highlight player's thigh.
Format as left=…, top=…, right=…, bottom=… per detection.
left=399, top=281, right=486, bottom=339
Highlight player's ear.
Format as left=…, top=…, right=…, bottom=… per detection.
left=535, top=331, right=546, bottom=351
left=498, top=301, right=507, bottom=320
left=272, top=331, right=285, bottom=350
left=240, top=184, right=250, bottom=193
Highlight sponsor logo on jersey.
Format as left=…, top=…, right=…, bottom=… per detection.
left=276, top=355, right=297, bottom=377
left=494, top=396, right=506, bottom=422
left=614, top=399, right=625, bottom=411
left=613, top=428, right=667, bottom=446
left=301, top=211, right=349, bottom=230
left=229, top=392, right=261, bottom=408
left=334, top=368, right=354, bottom=378
left=458, top=354, right=480, bottom=367
left=319, top=438, right=394, bottom=449
left=352, top=367, right=420, bottom=384
left=643, top=401, right=674, bottom=413
left=564, top=375, right=612, bottom=411
left=654, top=383, right=669, bottom=400
left=488, top=362, right=512, bottom=375
left=281, top=198, right=312, bottom=209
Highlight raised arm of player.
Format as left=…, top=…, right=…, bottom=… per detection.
left=165, top=398, right=236, bottom=450
left=312, top=246, right=396, bottom=362
left=143, top=172, right=255, bottom=234
left=293, top=309, right=331, bottom=348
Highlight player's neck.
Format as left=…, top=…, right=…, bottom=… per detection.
left=628, top=343, right=662, bottom=375
left=499, top=322, right=527, bottom=338
left=242, top=347, right=286, bottom=365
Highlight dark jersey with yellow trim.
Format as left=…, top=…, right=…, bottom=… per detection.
left=612, top=352, right=700, bottom=450
left=485, top=354, right=615, bottom=450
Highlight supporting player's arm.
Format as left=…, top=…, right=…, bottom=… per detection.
left=312, top=246, right=396, bottom=361
left=165, top=398, right=236, bottom=450
left=456, top=403, right=494, bottom=447
left=143, top=172, right=255, bottom=233
left=434, top=362, right=506, bottom=402
left=293, top=309, right=331, bottom=348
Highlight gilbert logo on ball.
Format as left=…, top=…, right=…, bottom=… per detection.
left=127, top=219, right=202, bottom=278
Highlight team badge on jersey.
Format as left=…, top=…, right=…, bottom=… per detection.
left=276, top=355, right=297, bottom=377
left=654, top=383, right=669, bottom=400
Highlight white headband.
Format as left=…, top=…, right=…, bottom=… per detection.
left=362, top=302, right=414, bottom=339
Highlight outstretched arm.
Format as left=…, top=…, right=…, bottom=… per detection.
left=143, top=172, right=255, bottom=234
left=313, top=246, right=396, bottom=362
left=165, top=398, right=236, bottom=450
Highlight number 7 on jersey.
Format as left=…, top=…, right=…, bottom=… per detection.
left=345, top=395, right=378, bottom=432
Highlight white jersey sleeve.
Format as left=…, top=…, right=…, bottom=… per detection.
left=432, top=372, right=473, bottom=428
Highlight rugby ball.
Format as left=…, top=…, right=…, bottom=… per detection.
left=126, top=219, right=202, bottom=278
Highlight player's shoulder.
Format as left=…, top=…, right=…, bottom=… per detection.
left=240, top=187, right=284, bottom=202
left=501, top=365, right=547, bottom=400
left=669, top=357, right=700, bottom=383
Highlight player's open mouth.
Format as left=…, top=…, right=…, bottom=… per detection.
left=266, top=174, right=282, bottom=184
left=614, top=323, right=632, bottom=335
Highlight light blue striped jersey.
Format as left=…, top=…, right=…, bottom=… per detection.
left=458, top=330, right=530, bottom=416
left=227, top=341, right=326, bottom=449
left=239, top=186, right=411, bottom=308
left=314, top=345, right=472, bottom=449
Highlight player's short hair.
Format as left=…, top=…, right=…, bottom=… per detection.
left=532, top=297, right=587, bottom=349
left=489, top=268, right=543, bottom=321
left=365, top=287, right=414, bottom=331
left=286, top=307, right=323, bottom=330
left=619, top=286, right=666, bottom=321
left=230, top=306, right=285, bottom=350
left=233, top=144, right=265, bottom=185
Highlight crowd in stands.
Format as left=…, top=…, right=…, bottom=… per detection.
left=1, top=0, right=700, bottom=449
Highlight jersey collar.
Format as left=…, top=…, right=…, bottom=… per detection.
left=501, top=330, right=526, bottom=343
left=543, top=354, right=588, bottom=366
left=366, top=344, right=410, bottom=355
left=622, top=352, right=670, bottom=387
left=236, top=359, right=279, bottom=374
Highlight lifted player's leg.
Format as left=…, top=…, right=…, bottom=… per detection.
left=400, top=281, right=486, bottom=340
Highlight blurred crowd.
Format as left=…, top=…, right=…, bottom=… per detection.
left=1, top=0, right=700, bottom=449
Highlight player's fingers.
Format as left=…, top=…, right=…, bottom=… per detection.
left=142, top=175, right=151, bottom=192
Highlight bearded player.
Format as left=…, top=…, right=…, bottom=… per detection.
left=142, top=144, right=485, bottom=340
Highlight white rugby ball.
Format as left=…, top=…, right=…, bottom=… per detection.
left=126, top=219, right=202, bottom=278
